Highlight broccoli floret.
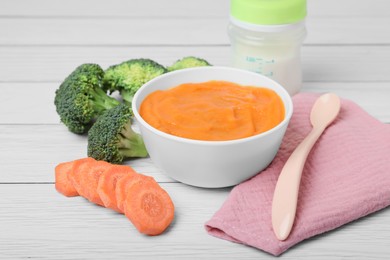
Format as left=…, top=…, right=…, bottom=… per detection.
left=167, top=56, right=211, bottom=72
left=103, top=58, right=167, bottom=104
left=87, top=103, right=148, bottom=164
left=54, top=63, right=121, bottom=134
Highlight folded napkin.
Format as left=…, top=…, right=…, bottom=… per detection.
left=205, top=93, right=390, bottom=256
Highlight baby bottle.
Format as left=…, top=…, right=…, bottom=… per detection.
left=228, top=0, right=307, bottom=95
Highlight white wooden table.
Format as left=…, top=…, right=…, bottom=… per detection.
left=1, top=0, right=389, bottom=259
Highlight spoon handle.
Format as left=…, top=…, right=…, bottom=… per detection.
left=272, top=126, right=324, bottom=241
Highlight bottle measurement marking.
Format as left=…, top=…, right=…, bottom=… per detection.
left=245, top=56, right=275, bottom=76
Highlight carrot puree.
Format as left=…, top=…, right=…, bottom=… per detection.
left=140, top=80, right=285, bottom=141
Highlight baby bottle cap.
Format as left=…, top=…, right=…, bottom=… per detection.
left=230, top=0, right=306, bottom=25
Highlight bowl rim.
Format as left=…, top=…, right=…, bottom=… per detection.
left=132, top=66, right=293, bottom=146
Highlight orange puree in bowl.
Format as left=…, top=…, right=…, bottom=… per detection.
left=139, top=80, right=285, bottom=141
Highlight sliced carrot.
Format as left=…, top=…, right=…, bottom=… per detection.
left=68, top=157, right=96, bottom=198
left=124, top=181, right=175, bottom=236
left=55, top=161, right=79, bottom=197
left=97, top=165, right=137, bottom=213
left=80, top=160, right=112, bottom=206
left=115, top=174, right=156, bottom=212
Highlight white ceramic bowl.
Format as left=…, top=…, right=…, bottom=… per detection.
left=132, top=67, right=293, bottom=188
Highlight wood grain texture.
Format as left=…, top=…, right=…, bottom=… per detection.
left=0, top=184, right=389, bottom=259
left=1, top=46, right=390, bottom=82
left=1, top=82, right=389, bottom=125
left=1, top=0, right=390, bottom=45
left=0, top=0, right=229, bottom=17
left=0, top=0, right=389, bottom=258
left=1, top=0, right=389, bottom=17
left=1, top=16, right=390, bottom=45
left=0, top=124, right=174, bottom=183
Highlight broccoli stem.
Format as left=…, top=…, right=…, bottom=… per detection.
left=90, top=87, right=120, bottom=114
left=118, top=123, right=148, bottom=157
left=120, top=89, right=134, bottom=105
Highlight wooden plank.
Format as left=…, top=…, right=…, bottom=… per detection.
left=305, top=16, right=390, bottom=45
left=0, top=82, right=58, bottom=124
left=0, top=46, right=229, bottom=83
left=0, top=183, right=389, bottom=259
left=1, top=0, right=389, bottom=17
left=0, top=76, right=389, bottom=182
left=1, top=81, right=389, bottom=125
left=308, top=0, right=390, bottom=17
left=0, top=0, right=229, bottom=18
left=301, top=82, right=390, bottom=123
left=1, top=16, right=390, bottom=45
left=0, top=17, right=228, bottom=46
left=1, top=0, right=389, bottom=259
left=0, top=124, right=174, bottom=183
left=301, top=46, right=390, bottom=82
left=1, top=45, right=390, bottom=83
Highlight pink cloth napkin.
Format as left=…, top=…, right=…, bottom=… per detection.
left=205, top=93, right=390, bottom=256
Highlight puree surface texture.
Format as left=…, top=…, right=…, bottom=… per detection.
left=140, top=80, right=285, bottom=141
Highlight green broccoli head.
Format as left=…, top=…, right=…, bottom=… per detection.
left=87, top=103, right=148, bottom=164
left=54, top=63, right=121, bottom=134
left=103, top=58, right=167, bottom=104
left=167, top=56, right=211, bottom=72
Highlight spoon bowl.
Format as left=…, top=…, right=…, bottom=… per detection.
left=310, top=93, right=341, bottom=128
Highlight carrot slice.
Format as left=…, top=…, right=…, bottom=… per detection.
left=80, top=160, right=112, bottom=206
left=115, top=174, right=156, bottom=212
left=68, top=157, right=96, bottom=198
left=97, top=165, right=137, bottom=213
left=124, top=181, right=175, bottom=236
left=55, top=161, right=78, bottom=197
